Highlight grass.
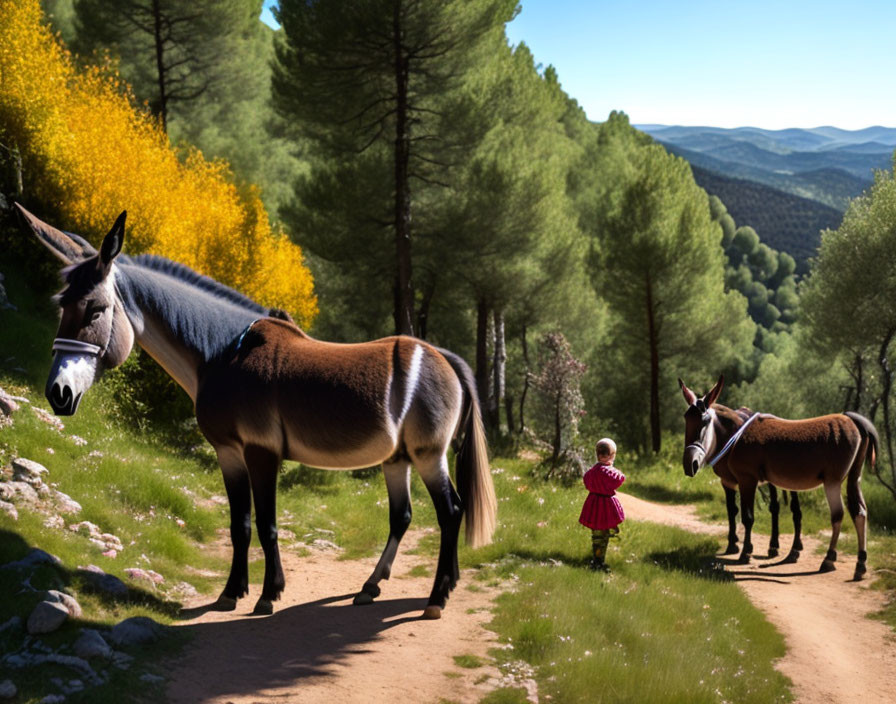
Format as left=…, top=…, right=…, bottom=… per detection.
left=453, top=458, right=791, bottom=703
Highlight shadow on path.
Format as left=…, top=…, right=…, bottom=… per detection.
left=168, top=594, right=429, bottom=703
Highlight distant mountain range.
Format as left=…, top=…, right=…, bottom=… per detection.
left=635, top=125, right=896, bottom=270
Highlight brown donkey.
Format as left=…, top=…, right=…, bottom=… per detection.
left=679, top=376, right=877, bottom=580
left=19, top=205, right=497, bottom=619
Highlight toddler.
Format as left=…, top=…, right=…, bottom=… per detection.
left=579, top=438, right=625, bottom=572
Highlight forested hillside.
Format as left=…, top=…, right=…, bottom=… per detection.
left=693, top=166, right=843, bottom=272
left=4, top=0, right=896, bottom=480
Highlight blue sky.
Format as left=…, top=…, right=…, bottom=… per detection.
left=262, top=1, right=896, bottom=130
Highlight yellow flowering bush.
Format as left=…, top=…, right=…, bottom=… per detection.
left=0, top=0, right=317, bottom=327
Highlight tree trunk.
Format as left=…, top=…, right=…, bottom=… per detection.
left=492, top=309, right=506, bottom=431
left=391, top=4, right=414, bottom=336
left=475, top=298, right=490, bottom=414
left=518, top=323, right=530, bottom=433
left=416, top=279, right=435, bottom=340
left=876, top=329, right=896, bottom=496
left=151, top=0, right=169, bottom=132
left=551, top=394, right=562, bottom=468
left=853, top=352, right=864, bottom=411
left=505, top=393, right=515, bottom=436
left=646, top=273, right=661, bottom=453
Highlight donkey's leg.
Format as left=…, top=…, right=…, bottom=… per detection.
left=738, top=481, right=757, bottom=564
left=417, top=452, right=462, bottom=620
left=846, top=457, right=869, bottom=580
left=723, top=486, right=739, bottom=555
left=215, top=446, right=252, bottom=610
left=782, top=491, right=803, bottom=563
left=354, top=460, right=413, bottom=605
left=767, top=485, right=780, bottom=557
left=820, top=481, right=845, bottom=572
left=245, top=445, right=285, bottom=615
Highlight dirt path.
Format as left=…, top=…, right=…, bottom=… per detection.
left=619, top=492, right=896, bottom=704
left=167, top=494, right=895, bottom=704
left=166, top=531, right=504, bottom=704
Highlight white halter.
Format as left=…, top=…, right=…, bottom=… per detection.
left=52, top=338, right=103, bottom=357
left=707, top=412, right=760, bottom=467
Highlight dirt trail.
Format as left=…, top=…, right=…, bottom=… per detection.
left=167, top=494, right=896, bottom=704
left=166, top=531, right=504, bottom=704
left=619, top=492, right=896, bottom=704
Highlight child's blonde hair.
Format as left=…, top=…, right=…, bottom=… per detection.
left=596, top=437, right=617, bottom=461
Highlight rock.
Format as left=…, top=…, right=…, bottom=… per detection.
left=311, top=538, right=342, bottom=552
left=46, top=590, right=82, bottom=618
left=0, top=680, right=16, bottom=698
left=3, top=548, right=62, bottom=570
left=32, top=407, right=64, bottom=431
left=139, top=673, right=165, bottom=684
left=12, top=458, right=49, bottom=486
left=99, top=533, right=123, bottom=550
left=0, top=395, right=18, bottom=415
left=0, top=616, right=22, bottom=634
left=0, top=500, right=17, bottom=520
left=170, top=581, right=198, bottom=598
left=0, top=481, right=39, bottom=504
left=107, top=617, right=163, bottom=647
left=27, top=600, right=70, bottom=634
left=77, top=565, right=129, bottom=597
left=53, top=491, right=81, bottom=514
left=73, top=629, right=112, bottom=660
left=43, top=515, right=65, bottom=530
left=39, top=694, right=65, bottom=703
left=124, top=568, right=164, bottom=585
left=69, top=521, right=101, bottom=537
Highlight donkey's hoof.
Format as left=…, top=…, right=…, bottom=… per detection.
left=767, top=547, right=779, bottom=558
left=736, top=553, right=751, bottom=565
left=819, top=559, right=837, bottom=573
left=353, top=592, right=375, bottom=605
left=781, top=551, right=800, bottom=564
left=853, top=562, right=868, bottom=581
left=723, top=543, right=739, bottom=555
left=422, top=605, right=442, bottom=620
left=214, top=595, right=238, bottom=611
left=253, top=598, right=274, bottom=615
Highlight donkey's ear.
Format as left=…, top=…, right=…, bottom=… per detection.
left=14, top=202, right=96, bottom=264
left=704, top=375, right=724, bottom=407
left=100, top=211, right=126, bottom=265
left=679, top=378, right=697, bottom=406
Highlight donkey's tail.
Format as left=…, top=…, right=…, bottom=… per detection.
left=436, top=347, right=497, bottom=548
left=845, top=411, right=879, bottom=469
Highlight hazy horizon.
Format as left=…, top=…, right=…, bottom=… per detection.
left=262, top=1, right=896, bottom=131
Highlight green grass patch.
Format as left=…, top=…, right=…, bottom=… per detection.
left=453, top=654, right=486, bottom=669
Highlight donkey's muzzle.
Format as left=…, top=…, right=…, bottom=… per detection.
left=47, top=382, right=82, bottom=416
left=683, top=444, right=705, bottom=477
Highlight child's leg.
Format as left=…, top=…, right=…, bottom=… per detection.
left=590, top=529, right=611, bottom=570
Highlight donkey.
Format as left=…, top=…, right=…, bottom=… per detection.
left=679, top=376, right=876, bottom=580
left=18, top=204, right=497, bottom=619
left=713, top=406, right=803, bottom=561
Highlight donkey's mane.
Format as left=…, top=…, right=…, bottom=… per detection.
left=130, top=254, right=267, bottom=315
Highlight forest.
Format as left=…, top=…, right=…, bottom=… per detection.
left=2, top=0, right=896, bottom=503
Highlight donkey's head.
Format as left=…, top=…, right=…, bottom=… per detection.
left=678, top=375, right=724, bottom=477
left=17, top=205, right=135, bottom=415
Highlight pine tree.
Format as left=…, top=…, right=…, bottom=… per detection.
left=272, top=0, right=517, bottom=336
left=586, top=114, right=754, bottom=452
left=72, top=0, right=256, bottom=131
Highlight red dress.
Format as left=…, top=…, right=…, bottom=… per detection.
left=579, top=462, right=625, bottom=530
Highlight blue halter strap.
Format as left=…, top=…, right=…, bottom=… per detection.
left=234, top=320, right=259, bottom=353
left=707, top=412, right=760, bottom=467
